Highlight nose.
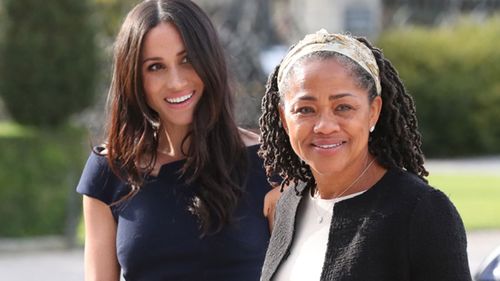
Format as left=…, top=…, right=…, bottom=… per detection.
left=166, top=67, right=187, bottom=91
left=313, top=111, right=340, bottom=135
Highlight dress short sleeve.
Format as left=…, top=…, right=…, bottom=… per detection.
left=76, top=150, right=130, bottom=206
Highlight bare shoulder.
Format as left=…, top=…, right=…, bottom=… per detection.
left=238, top=127, right=260, bottom=146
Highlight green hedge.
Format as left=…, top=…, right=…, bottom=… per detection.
left=378, top=16, right=500, bottom=157
left=0, top=123, right=87, bottom=237
left=0, top=0, right=98, bottom=127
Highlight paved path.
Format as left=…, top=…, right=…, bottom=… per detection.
left=0, top=249, right=83, bottom=281
left=0, top=230, right=499, bottom=280
left=426, top=156, right=500, bottom=174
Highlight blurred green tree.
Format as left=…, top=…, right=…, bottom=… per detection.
left=0, top=0, right=99, bottom=127
left=91, top=0, right=137, bottom=40
left=378, top=16, right=500, bottom=157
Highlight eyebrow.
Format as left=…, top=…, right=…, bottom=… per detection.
left=296, top=93, right=355, bottom=101
left=142, top=49, right=187, bottom=65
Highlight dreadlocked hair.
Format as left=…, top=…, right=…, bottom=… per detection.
left=259, top=37, right=428, bottom=195
left=356, top=37, right=428, bottom=181
left=258, top=63, right=316, bottom=195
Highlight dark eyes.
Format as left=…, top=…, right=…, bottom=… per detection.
left=336, top=104, right=354, bottom=111
left=146, top=56, right=190, bottom=72
left=147, top=63, right=164, bottom=72
left=294, top=104, right=354, bottom=115
left=295, top=107, right=314, bottom=114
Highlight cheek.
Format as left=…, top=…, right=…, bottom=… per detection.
left=284, top=118, right=309, bottom=148
left=286, top=114, right=308, bottom=131
left=141, top=82, right=160, bottom=112
left=142, top=79, right=153, bottom=100
left=142, top=86, right=155, bottom=106
left=142, top=71, right=165, bottom=92
left=186, top=68, right=204, bottom=89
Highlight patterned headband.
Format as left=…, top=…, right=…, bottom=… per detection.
left=277, top=29, right=381, bottom=95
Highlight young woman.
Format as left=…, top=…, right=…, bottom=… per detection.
left=77, top=1, right=271, bottom=280
left=259, top=30, right=471, bottom=281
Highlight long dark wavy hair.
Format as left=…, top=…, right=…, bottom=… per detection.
left=104, top=0, right=247, bottom=234
left=259, top=36, right=428, bottom=195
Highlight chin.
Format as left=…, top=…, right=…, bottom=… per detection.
left=311, top=167, right=339, bottom=176
left=309, top=161, right=344, bottom=176
left=162, top=113, right=195, bottom=127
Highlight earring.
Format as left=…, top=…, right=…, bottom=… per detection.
left=369, top=125, right=375, bottom=133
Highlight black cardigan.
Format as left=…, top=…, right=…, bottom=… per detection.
left=261, top=168, right=472, bottom=281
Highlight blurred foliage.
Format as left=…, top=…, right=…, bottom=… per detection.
left=0, top=3, right=4, bottom=40
left=0, top=0, right=99, bottom=127
left=0, top=1, right=6, bottom=120
left=91, top=0, right=138, bottom=39
left=378, top=16, right=500, bottom=157
left=0, top=122, right=87, bottom=236
left=0, top=122, right=35, bottom=138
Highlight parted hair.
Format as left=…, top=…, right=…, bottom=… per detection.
left=259, top=36, right=428, bottom=194
left=104, top=0, right=247, bottom=234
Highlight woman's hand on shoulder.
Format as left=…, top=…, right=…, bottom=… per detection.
left=263, top=185, right=283, bottom=233
left=238, top=127, right=260, bottom=146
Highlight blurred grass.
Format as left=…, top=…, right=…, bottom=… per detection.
left=0, top=121, right=35, bottom=137
left=429, top=173, right=500, bottom=231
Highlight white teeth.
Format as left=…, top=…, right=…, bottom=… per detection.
left=166, top=92, right=193, bottom=104
left=317, top=143, right=342, bottom=149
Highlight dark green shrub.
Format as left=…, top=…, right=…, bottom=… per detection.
left=378, top=16, right=500, bottom=157
left=0, top=0, right=98, bottom=127
left=0, top=124, right=87, bottom=236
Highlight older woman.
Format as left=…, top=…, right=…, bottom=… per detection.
left=259, top=30, right=471, bottom=281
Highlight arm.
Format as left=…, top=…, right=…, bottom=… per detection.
left=409, top=189, right=472, bottom=281
left=82, top=196, right=120, bottom=281
left=263, top=186, right=282, bottom=232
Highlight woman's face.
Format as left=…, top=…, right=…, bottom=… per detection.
left=279, top=58, right=381, bottom=177
left=141, top=22, right=204, bottom=132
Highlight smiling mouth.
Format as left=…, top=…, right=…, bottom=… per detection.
left=165, top=92, right=194, bottom=104
left=313, top=141, right=345, bottom=149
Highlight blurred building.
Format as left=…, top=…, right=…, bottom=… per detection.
left=195, top=0, right=385, bottom=127
left=383, top=0, right=500, bottom=26
left=286, top=0, right=383, bottom=40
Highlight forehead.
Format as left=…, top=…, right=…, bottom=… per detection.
left=278, top=56, right=371, bottom=104
left=142, top=22, right=184, bottom=56
left=282, top=55, right=347, bottom=90
left=289, top=58, right=356, bottom=90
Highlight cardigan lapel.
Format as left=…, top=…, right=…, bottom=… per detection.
left=261, top=182, right=308, bottom=281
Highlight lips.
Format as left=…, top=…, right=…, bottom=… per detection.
left=312, top=141, right=346, bottom=149
left=165, top=92, right=194, bottom=104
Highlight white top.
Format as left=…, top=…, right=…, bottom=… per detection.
left=273, top=190, right=365, bottom=281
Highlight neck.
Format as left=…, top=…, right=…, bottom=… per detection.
left=314, top=153, right=377, bottom=199
left=157, top=124, right=190, bottom=161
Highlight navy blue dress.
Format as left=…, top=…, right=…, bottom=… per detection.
left=76, top=144, right=271, bottom=281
